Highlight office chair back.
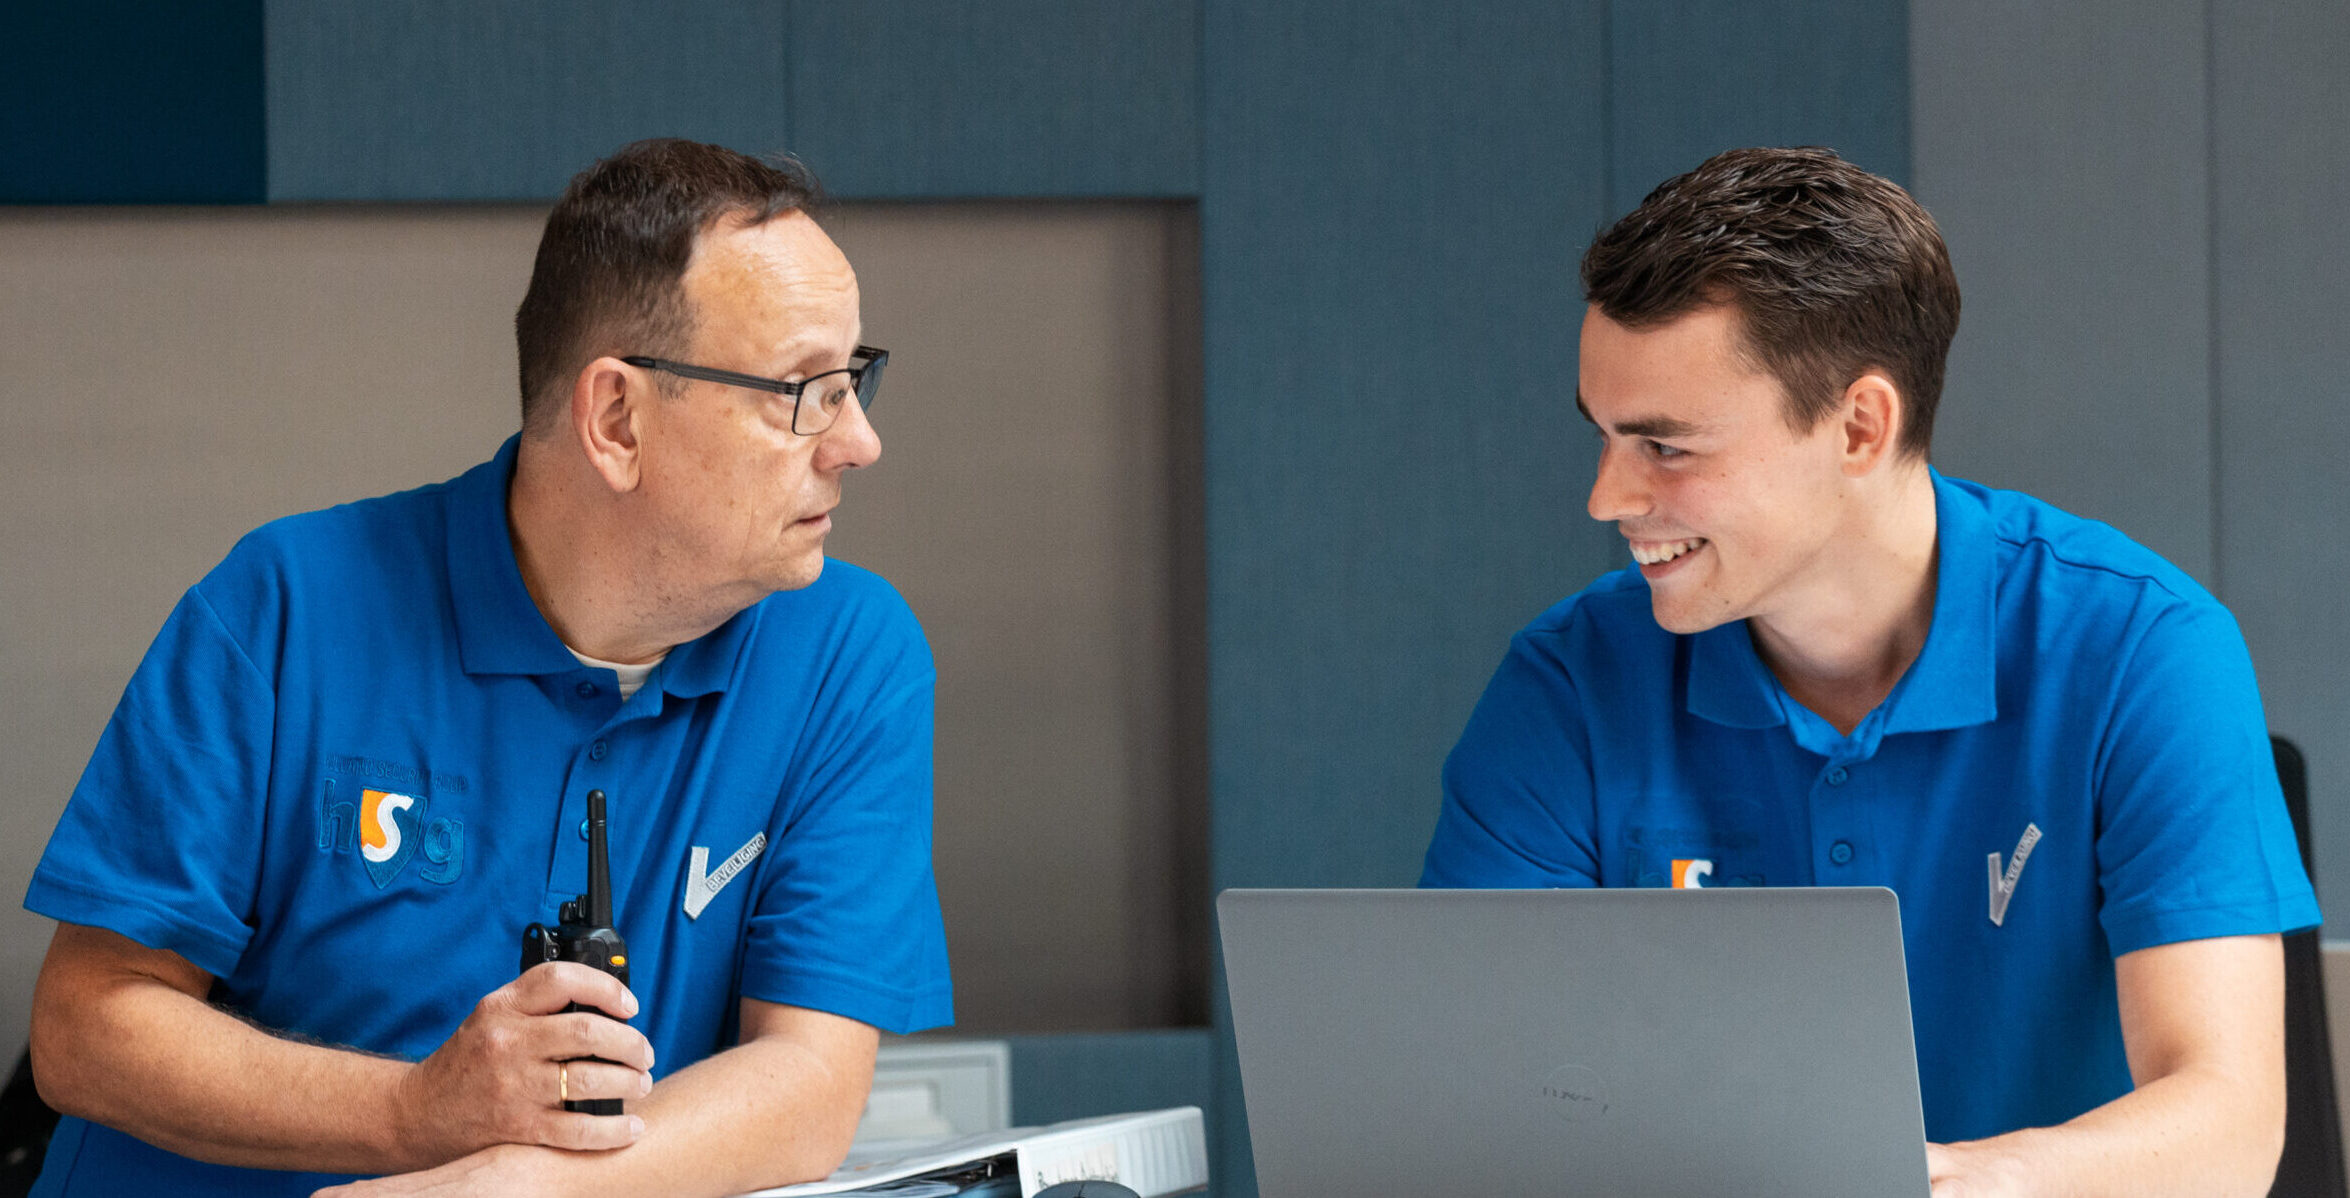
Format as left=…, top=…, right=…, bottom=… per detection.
left=2273, top=735, right=2346, bottom=1198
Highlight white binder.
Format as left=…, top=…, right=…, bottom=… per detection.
left=746, top=1105, right=1208, bottom=1198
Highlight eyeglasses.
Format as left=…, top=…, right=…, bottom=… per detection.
left=621, top=346, right=888, bottom=435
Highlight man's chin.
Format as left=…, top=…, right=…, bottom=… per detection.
left=1647, top=595, right=1732, bottom=637
left=772, top=555, right=826, bottom=593
left=752, top=551, right=827, bottom=596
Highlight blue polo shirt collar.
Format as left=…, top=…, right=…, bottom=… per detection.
left=1879, top=469, right=2000, bottom=735
left=445, top=436, right=750, bottom=697
left=1684, top=468, right=1999, bottom=739
left=658, top=609, right=753, bottom=698
left=1685, top=623, right=1783, bottom=730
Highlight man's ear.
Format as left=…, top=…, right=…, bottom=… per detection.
left=571, top=357, right=646, bottom=493
left=1837, top=369, right=1903, bottom=477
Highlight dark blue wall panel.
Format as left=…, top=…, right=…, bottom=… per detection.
left=1607, top=0, right=1910, bottom=211
left=263, top=1, right=1197, bottom=202
left=265, top=2, right=791, bottom=201
left=0, top=1, right=264, bottom=203
left=1200, top=4, right=1615, bottom=1191
left=787, top=1, right=1199, bottom=198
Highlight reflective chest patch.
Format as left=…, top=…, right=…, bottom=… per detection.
left=683, top=832, right=767, bottom=919
left=1987, top=823, right=2043, bottom=927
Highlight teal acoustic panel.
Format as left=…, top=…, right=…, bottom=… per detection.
left=265, top=2, right=791, bottom=201
left=1, top=1, right=265, bottom=203
left=786, top=1, right=1199, bottom=198
left=1005, top=1029, right=1216, bottom=1127
left=1202, top=0, right=1612, bottom=894
left=1607, top=0, right=1910, bottom=210
left=1200, top=4, right=1614, bottom=1192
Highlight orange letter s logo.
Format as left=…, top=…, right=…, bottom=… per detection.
left=360, top=789, right=416, bottom=864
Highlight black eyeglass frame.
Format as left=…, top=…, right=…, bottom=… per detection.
left=621, top=346, right=887, bottom=434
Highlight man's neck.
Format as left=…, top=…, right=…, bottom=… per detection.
left=506, top=433, right=724, bottom=664
left=1747, top=466, right=1940, bottom=737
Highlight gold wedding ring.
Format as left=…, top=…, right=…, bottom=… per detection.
left=559, top=1061, right=570, bottom=1104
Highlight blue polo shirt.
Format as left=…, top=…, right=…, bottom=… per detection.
left=1422, top=471, right=2318, bottom=1143
left=26, top=437, right=953, bottom=1195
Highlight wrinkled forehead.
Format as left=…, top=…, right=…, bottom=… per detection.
left=683, top=210, right=861, bottom=352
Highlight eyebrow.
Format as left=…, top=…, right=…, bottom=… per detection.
left=1575, top=393, right=1705, bottom=440
left=764, top=340, right=854, bottom=380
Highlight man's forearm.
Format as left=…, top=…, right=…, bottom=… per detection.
left=486, top=1030, right=871, bottom=1198
left=1934, top=1064, right=2283, bottom=1197
left=34, top=970, right=424, bottom=1174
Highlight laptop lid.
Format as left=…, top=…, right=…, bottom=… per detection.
left=1218, top=887, right=1931, bottom=1197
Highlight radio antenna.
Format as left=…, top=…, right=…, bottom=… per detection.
left=584, top=788, right=613, bottom=928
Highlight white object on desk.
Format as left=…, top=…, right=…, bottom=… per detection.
left=747, top=1105, right=1209, bottom=1198
left=853, top=1039, right=1013, bottom=1150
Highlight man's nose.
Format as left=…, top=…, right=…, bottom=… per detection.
left=1586, top=443, right=1648, bottom=523
left=819, top=395, right=881, bottom=470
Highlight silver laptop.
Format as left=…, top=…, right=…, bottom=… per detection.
left=1218, top=888, right=1931, bottom=1197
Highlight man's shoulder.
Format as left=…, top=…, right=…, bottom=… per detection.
left=1520, top=567, right=1668, bottom=648
left=740, top=558, right=934, bottom=689
left=191, top=476, right=462, bottom=635
left=756, top=557, right=918, bottom=628
left=1948, top=476, right=2218, bottom=616
left=1500, top=568, right=1676, bottom=691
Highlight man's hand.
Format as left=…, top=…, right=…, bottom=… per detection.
left=1928, top=1137, right=2035, bottom=1196
left=395, top=962, right=655, bottom=1162
left=322, top=1000, right=877, bottom=1198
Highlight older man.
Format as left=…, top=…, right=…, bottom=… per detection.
left=25, top=139, right=949, bottom=1197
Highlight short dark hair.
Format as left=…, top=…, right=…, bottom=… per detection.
left=1580, top=146, right=1959, bottom=458
left=514, top=138, right=821, bottom=432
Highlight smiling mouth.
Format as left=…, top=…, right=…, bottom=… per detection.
left=1629, top=538, right=1706, bottom=566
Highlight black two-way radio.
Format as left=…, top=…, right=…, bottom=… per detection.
left=520, top=787, right=631, bottom=1116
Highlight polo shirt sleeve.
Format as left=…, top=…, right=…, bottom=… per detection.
left=26, top=586, right=270, bottom=979
left=2093, top=599, right=2320, bottom=957
left=1422, top=630, right=1603, bottom=888
left=737, top=650, right=952, bottom=1035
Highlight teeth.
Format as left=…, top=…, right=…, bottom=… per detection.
left=1631, top=538, right=1705, bottom=566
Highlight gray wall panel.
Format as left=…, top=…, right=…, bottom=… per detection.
left=787, top=1, right=1199, bottom=198
left=1610, top=0, right=1911, bottom=207
left=2212, top=3, right=2350, bottom=905
left=1910, top=0, right=2215, bottom=582
left=265, top=2, right=789, bottom=201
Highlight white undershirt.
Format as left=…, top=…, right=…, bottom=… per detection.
left=566, top=645, right=670, bottom=701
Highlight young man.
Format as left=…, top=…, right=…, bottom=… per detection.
left=25, top=139, right=950, bottom=1197
left=1421, top=147, right=2317, bottom=1195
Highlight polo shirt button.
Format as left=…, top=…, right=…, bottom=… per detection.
left=1827, top=766, right=1849, bottom=786
left=578, top=816, right=590, bottom=841
left=1829, top=840, right=1854, bottom=866
left=588, top=740, right=608, bottom=761
left=575, top=680, right=599, bottom=698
